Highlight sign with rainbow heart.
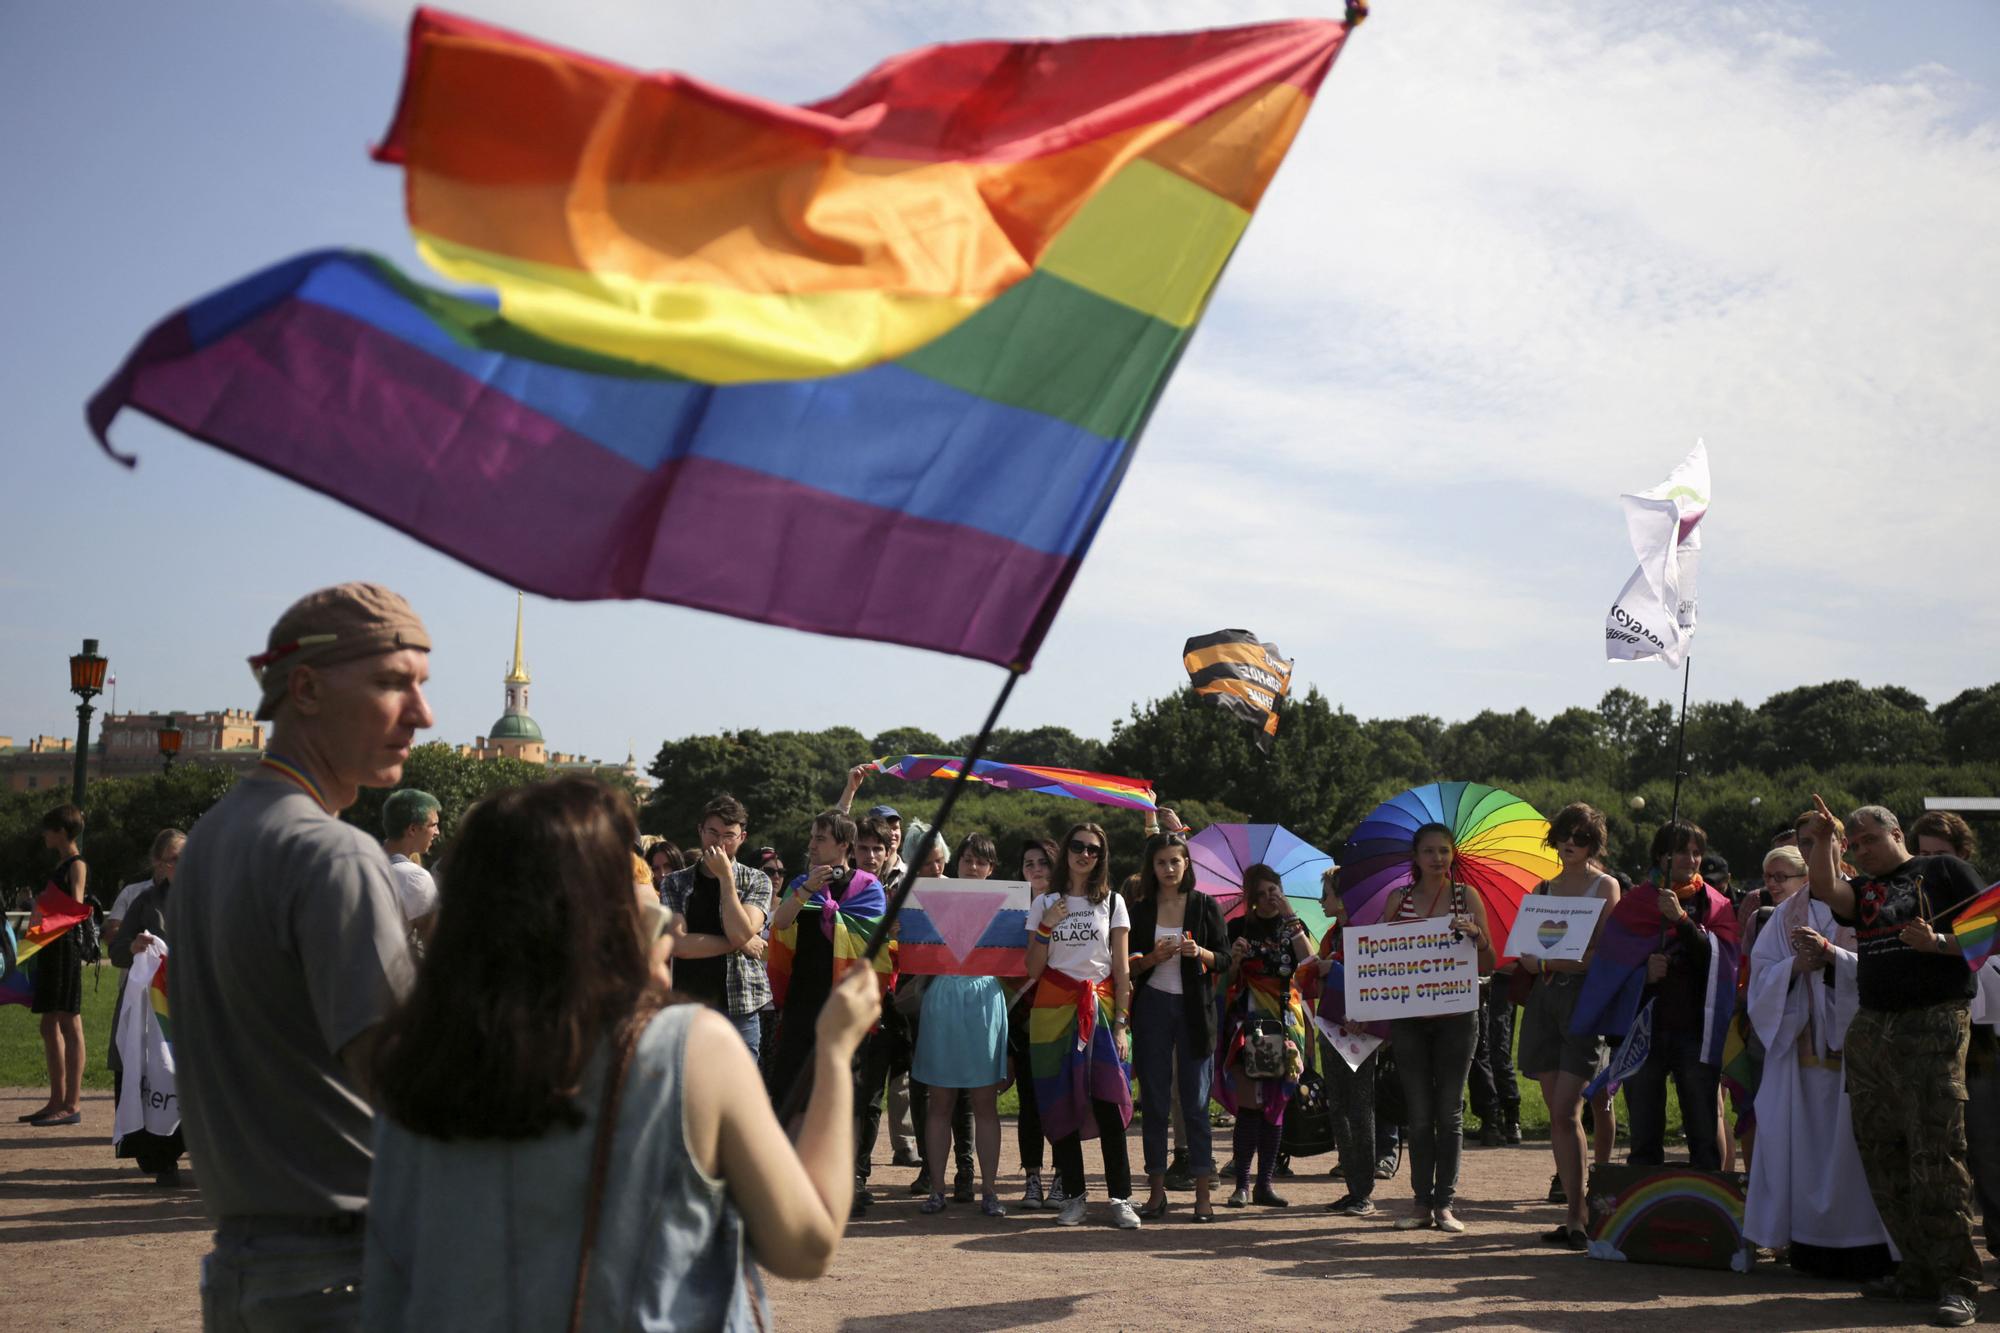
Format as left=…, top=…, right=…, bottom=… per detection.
left=1503, top=895, right=1606, bottom=963
left=895, top=878, right=1033, bottom=976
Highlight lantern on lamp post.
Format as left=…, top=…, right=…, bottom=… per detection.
left=67, top=638, right=108, bottom=807
left=158, top=718, right=183, bottom=774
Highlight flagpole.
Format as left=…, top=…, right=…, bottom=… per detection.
left=776, top=665, right=1023, bottom=1126
left=1666, top=656, right=1693, bottom=833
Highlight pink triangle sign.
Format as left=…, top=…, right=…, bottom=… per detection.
left=913, top=886, right=1011, bottom=964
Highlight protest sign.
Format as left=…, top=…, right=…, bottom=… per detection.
left=1343, top=919, right=1480, bottom=1021
left=1505, top=895, right=1606, bottom=963
left=895, top=878, right=1032, bottom=975
left=1312, top=1013, right=1384, bottom=1071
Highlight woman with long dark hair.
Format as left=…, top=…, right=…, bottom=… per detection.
left=1025, top=821, right=1137, bottom=1228
left=1127, top=831, right=1228, bottom=1221
left=1380, top=823, right=1495, bottom=1233
left=363, top=779, right=879, bottom=1329
left=1217, top=863, right=1313, bottom=1208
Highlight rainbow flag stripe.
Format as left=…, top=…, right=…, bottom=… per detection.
left=1952, top=881, right=2000, bottom=970
left=1027, top=969, right=1131, bottom=1142
left=148, top=955, right=172, bottom=1045
left=767, top=871, right=894, bottom=1011
left=0, top=889, right=91, bottom=1009
left=88, top=11, right=1358, bottom=669
left=873, top=755, right=1156, bottom=812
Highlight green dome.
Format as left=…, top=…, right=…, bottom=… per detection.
left=489, top=712, right=544, bottom=742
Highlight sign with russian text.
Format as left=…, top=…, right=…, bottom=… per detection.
left=1342, top=919, right=1480, bottom=1020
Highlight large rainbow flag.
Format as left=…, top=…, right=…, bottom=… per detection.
left=88, top=8, right=1363, bottom=668
left=1570, top=878, right=1739, bottom=1064
left=871, top=755, right=1156, bottom=812
left=0, top=889, right=92, bottom=1008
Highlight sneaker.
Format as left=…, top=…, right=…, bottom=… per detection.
left=1394, top=1210, right=1434, bottom=1230
left=1934, top=1293, right=1976, bottom=1327
left=1434, top=1208, right=1467, bottom=1233
left=1108, top=1197, right=1142, bottom=1230
left=1021, top=1171, right=1046, bottom=1211
left=1342, top=1198, right=1379, bottom=1218
left=1374, top=1148, right=1401, bottom=1180
left=1056, top=1194, right=1088, bottom=1227
left=1504, top=1119, right=1522, bottom=1145
left=1047, top=1180, right=1069, bottom=1211
left=1325, top=1193, right=1356, bottom=1214
left=981, top=1193, right=1008, bottom=1219
left=920, top=1193, right=947, bottom=1215
left=1479, top=1121, right=1505, bottom=1148
left=1546, top=1173, right=1566, bottom=1204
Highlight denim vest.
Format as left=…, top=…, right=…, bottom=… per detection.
left=364, top=1003, right=763, bottom=1331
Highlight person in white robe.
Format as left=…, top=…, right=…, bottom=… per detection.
left=1742, top=848, right=1894, bottom=1279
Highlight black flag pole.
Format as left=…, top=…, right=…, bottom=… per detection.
left=1666, top=656, right=1693, bottom=833
left=775, top=665, right=1022, bottom=1127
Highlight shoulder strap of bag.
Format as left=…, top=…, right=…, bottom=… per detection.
left=568, top=1017, right=642, bottom=1333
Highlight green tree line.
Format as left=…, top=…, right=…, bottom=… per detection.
left=5, top=680, right=1995, bottom=897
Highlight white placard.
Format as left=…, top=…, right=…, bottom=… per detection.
left=1312, top=1014, right=1383, bottom=1071
left=1503, top=895, right=1606, bottom=963
left=1342, top=920, right=1480, bottom=1021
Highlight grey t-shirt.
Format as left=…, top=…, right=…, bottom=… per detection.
left=168, top=774, right=414, bottom=1219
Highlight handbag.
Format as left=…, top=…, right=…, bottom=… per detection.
left=1281, top=1063, right=1338, bottom=1158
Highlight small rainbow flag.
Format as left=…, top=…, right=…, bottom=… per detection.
left=0, top=889, right=92, bottom=1009
left=872, top=755, right=1156, bottom=813
left=89, top=9, right=1363, bottom=670
left=1952, top=881, right=2000, bottom=971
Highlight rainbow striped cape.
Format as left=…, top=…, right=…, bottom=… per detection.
left=0, top=888, right=92, bottom=1008
left=1028, top=969, right=1132, bottom=1141
left=88, top=9, right=1363, bottom=669
left=1218, top=965, right=1309, bottom=1118
left=1571, top=879, right=1740, bottom=1065
left=768, top=869, right=893, bottom=1011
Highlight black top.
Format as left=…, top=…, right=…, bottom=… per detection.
left=1127, top=888, right=1229, bottom=1049
left=782, top=870, right=848, bottom=1018
left=1831, top=853, right=1984, bottom=1012
left=1647, top=890, right=1718, bottom=1036
left=1229, top=911, right=1303, bottom=986
left=674, top=869, right=729, bottom=1008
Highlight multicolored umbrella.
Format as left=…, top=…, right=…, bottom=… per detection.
left=1189, top=824, right=1336, bottom=943
left=1336, top=782, right=1558, bottom=955
left=870, top=756, right=1155, bottom=813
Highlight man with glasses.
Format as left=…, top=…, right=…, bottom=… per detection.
left=659, top=794, right=773, bottom=1058
left=1804, top=797, right=1985, bottom=1328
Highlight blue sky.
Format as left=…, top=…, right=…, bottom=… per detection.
left=3, top=0, right=1996, bottom=767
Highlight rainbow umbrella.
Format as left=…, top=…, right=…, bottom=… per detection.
left=1951, top=881, right=2000, bottom=971
left=1189, top=824, right=1336, bottom=943
left=1336, top=782, right=1558, bottom=956
left=870, top=756, right=1155, bottom=813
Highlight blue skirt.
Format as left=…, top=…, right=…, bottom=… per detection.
left=912, top=975, right=1009, bottom=1088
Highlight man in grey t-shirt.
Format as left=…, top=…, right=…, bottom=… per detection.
left=170, top=582, right=433, bottom=1330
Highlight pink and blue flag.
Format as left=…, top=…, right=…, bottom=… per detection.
left=895, top=878, right=1033, bottom=976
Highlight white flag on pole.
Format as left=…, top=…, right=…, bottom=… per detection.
left=1604, top=440, right=1709, bottom=667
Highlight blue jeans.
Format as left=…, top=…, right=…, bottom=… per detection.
left=1623, top=1025, right=1720, bottom=1170
left=726, top=1008, right=762, bottom=1061
left=202, top=1228, right=363, bottom=1332
left=1390, top=1011, right=1479, bottom=1208
left=1132, top=986, right=1214, bottom=1176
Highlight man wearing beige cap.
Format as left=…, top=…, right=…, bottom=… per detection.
left=169, top=583, right=433, bottom=1331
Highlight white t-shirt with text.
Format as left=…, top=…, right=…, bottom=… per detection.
left=1030, top=891, right=1129, bottom=983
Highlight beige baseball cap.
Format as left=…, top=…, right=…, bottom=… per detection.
left=249, top=582, right=432, bottom=721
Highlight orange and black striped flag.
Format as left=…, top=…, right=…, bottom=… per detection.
left=1182, top=629, right=1295, bottom=752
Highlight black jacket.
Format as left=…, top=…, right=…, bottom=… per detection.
left=1126, top=889, right=1229, bottom=1050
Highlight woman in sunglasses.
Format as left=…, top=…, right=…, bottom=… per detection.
left=1516, top=803, right=1621, bottom=1248
left=1127, top=831, right=1228, bottom=1221
left=1024, top=822, right=1138, bottom=1228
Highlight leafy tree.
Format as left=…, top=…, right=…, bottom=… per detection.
left=867, top=726, right=946, bottom=759
left=1757, top=680, right=1941, bottom=769
left=1938, top=685, right=2000, bottom=764
left=342, top=741, right=555, bottom=854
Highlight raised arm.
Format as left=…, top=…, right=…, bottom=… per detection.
left=1803, top=794, right=1856, bottom=918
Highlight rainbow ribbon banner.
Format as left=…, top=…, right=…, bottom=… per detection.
left=896, top=877, right=1034, bottom=976
left=89, top=8, right=1362, bottom=667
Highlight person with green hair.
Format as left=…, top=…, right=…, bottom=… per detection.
left=382, top=788, right=442, bottom=941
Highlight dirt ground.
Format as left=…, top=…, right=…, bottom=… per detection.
left=4, top=1086, right=1987, bottom=1331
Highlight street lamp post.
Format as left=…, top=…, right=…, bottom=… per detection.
left=67, top=638, right=108, bottom=808
left=158, top=718, right=183, bottom=774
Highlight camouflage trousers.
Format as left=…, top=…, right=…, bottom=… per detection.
left=1844, top=1001, right=1982, bottom=1298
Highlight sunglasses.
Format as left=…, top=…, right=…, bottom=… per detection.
left=1066, top=839, right=1104, bottom=859
left=1555, top=830, right=1597, bottom=848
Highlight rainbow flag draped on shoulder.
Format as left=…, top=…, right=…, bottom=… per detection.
left=767, top=869, right=894, bottom=1010
left=0, top=888, right=92, bottom=1008
left=88, top=8, right=1362, bottom=668
left=1219, top=964, right=1310, bottom=1117
left=1570, top=879, right=1740, bottom=1065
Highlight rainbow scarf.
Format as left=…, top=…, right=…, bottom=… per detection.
left=1571, top=876, right=1740, bottom=1064
left=1952, top=881, right=2000, bottom=970
left=1218, top=963, right=1309, bottom=1119
left=767, top=869, right=893, bottom=1011
left=1028, top=969, right=1133, bottom=1142
left=88, top=11, right=1363, bottom=671
left=0, top=888, right=92, bottom=1008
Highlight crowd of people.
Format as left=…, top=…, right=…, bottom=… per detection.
left=9, top=580, right=1996, bottom=1331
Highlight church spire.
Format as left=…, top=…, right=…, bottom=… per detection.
left=506, top=591, right=531, bottom=686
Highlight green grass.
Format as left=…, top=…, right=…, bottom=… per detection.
left=1, top=962, right=120, bottom=1091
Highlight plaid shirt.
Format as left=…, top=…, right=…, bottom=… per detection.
left=661, top=861, right=774, bottom=1016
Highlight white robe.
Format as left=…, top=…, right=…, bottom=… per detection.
left=1741, top=893, right=1892, bottom=1253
